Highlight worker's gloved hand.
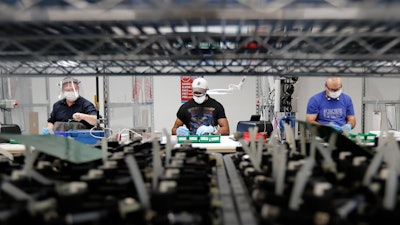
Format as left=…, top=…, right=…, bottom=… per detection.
left=196, top=125, right=215, bottom=135
left=42, top=127, right=50, bottom=135
left=330, top=124, right=343, bottom=132
left=176, top=126, right=189, bottom=136
left=343, top=124, right=352, bottom=132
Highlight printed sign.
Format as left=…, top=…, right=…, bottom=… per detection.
left=180, top=76, right=194, bottom=103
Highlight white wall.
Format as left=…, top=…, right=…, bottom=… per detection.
left=153, top=76, right=257, bottom=135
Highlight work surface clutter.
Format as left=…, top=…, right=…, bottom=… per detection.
left=0, top=125, right=399, bottom=225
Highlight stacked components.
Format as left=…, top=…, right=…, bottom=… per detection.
left=0, top=122, right=400, bottom=225
left=0, top=135, right=228, bottom=225
left=225, top=122, right=400, bottom=225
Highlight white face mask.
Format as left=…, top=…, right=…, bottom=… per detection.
left=193, top=94, right=206, bottom=104
left=328, top=89, right=342, bottom=99
left=64, top=91, right=79, bottom=102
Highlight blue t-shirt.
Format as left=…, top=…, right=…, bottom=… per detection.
left=306, top=91, right=355, bottom=126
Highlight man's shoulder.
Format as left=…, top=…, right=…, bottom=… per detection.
left=179, top=100, right=195, bottom=108
left=309, top=91, right=325, bottom=101
left=54, top=99, right=66, bottom=106
left=341, top=93, right=352, bottom=98
left=340, top=93, right=354, bottom=102
left=76, top=96, right=93, bottom=104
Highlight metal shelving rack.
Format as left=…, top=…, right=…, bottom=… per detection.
left=0, top=0, right=400, bottom=77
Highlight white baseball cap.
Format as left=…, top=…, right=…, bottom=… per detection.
left=192, top=78, right=208, bottom=92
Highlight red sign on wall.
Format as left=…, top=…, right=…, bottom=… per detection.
left=180, top=76, right=194, bottom=103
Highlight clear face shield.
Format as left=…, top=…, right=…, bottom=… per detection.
left=58, top=77, right=81, bottom=101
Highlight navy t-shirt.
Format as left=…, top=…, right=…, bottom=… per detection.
left=48, top=96, right=98, bottom=129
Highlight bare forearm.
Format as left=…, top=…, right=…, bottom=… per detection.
left=217, top=126, right=230, bottom=135
left=73, top=113, right=98, bottom=126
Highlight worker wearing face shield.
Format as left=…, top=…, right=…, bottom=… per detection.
left=46, top=76, right=98, bottom=132
left=172, top=77, right=230, bottom=136
left=306, top=76, right=356, bottom=133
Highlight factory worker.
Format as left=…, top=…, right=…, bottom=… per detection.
left=46, top=76, right=98, bottom=132
left=172, top=77, right=230, bottom=136
left=306, top=76, right=356, bottom=133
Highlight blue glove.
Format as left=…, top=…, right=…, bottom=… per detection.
left=343, top=124, right=352, bottom=132
left=330, top=124, right=343, bottom=132
left=42, top=127, right=50, bottom=135
left=196, top=125, right=215, bottom=135
left=176, top=126, right=189, bottom=136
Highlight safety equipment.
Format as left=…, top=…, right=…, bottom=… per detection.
left=64, top=91, right=79, bottom=102
left=42, top=127, right=50, bottom=135
left=58, top=76, right=81, bottom=99
left=196, top=125, right=215, bottom=135
left=330, top=124, right=343, bottom=132
left=327, top=89, right=342, bottom=99
left=343, top=123, right=352, bottom=132
left=192, top=77, right=208, bottom=92
left=176, top=126, right=190, bottom=136
left=60, top=76, right=80, bottom=86
left=193, top=94, right=206, bottom=104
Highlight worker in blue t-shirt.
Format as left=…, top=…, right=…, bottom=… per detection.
left=306, top=76, right=356, bottom=133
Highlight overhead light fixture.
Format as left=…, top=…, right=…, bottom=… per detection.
left=56, top=60, right=79, bottom=67
left=207, top=76, right=246, bottom=95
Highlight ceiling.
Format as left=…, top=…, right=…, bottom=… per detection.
left=1, top=0, right=400, bottom=77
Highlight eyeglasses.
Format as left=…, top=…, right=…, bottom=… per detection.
left=63, top=88, right=79, bottom=92
left=325, top=85, right=342, bottom=92
left=193, top=91, right=206, bottom=97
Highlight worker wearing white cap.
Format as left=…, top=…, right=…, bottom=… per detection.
left=172, top=77, right=230, bottom=135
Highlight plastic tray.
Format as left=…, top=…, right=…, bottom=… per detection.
left=349, top=132, right=377, bottom=143
left=54, top=130, right=105, bottom=144
left=177, top=135, right=221, bottom=143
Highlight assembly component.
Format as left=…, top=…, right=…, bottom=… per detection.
left=1, top=180, right=33, bottom=201
left=65, top=210, right=108, bottom=225
left=10, top=169, right=28, bottom=181
left=56, top=181, right=88, bottom=197
left=27, top=197, right=57, bottom=216
left=158, top=180, right=178, bottom=193
left=98, top=160, right=118, bottom=170
left=213, top=153, right=241, bottom=225
left=80, top=169, right=104, bottom=181
left=288, top=157, right=315, bottom=211
left=125, top=154, right=151, bottom=211
left=118, top=197, right=142, bottom=219
left=223, top=154, right=259, bottom=225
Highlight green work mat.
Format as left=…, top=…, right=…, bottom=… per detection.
left=0, top=134, right=104, bottom=164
